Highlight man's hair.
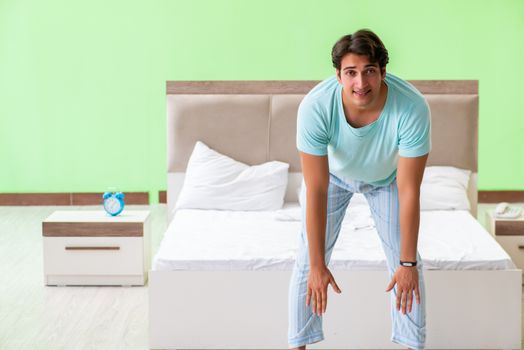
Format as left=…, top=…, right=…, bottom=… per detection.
left=331, top=29, right=389, bottom=70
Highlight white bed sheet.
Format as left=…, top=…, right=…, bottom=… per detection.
left=152, top=202, right=515, bottom=271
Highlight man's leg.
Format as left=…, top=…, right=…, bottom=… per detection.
left=364, top=178, right=426, bottom=350
left=287, top=175, right=352, bottom=349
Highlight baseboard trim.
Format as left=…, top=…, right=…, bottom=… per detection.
left=0, top=192, right=149, bottom=205
left=2, top=191, right=522, bottom=206
left=158, top=191, right=167, bottom=204
left=478, top=191, right=524, bottom=203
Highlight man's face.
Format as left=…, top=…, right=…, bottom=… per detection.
left=336, top=53, right=385, bottom=110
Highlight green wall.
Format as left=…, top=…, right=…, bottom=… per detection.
left=1, top=0, right=523, bottom=203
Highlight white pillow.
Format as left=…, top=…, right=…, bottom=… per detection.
left=420, top=166, right=471, bottom=211
left=175, top=141, right=289, bottom=211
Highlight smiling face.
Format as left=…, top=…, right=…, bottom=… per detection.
left=336, top=53, right=386, bottom=111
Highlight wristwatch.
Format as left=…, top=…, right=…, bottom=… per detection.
left=400, top=260, right=417, bottom=267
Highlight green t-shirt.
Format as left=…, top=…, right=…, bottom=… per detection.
left=296, top=73, right=431, bottom=186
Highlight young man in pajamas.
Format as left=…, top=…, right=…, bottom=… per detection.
left=288, top=29, right=430, bottom=350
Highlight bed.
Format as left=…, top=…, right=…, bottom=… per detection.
left=149, top=80, right=522, bottom=349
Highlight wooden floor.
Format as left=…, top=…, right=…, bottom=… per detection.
left=0, top=204, right=522, bottom=350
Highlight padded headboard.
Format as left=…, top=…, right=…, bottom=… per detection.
left=166, top=80, right=478, bottom=222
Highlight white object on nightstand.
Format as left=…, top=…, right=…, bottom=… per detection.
left=486, top=209, right=524, bottom=280
left=42, top=210, right=151, bottom=286
left=494, top=202, right=522, bottom=219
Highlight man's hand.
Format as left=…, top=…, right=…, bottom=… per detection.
left=385, top=266, right=420, bottom=314
left=306, top=266, right=342, bottom=316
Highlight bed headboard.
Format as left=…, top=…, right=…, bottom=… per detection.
left=166, top=80, right=478, bottom=222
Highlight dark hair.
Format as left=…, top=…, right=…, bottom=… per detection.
left=331, top=29, right=389, bottom=70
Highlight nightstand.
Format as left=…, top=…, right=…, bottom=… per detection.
left=486, top=209, right=524, bottom=275
left=42, top=210, right=150, bottom=286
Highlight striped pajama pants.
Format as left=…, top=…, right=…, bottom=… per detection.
left=288, top=173, right=426, bottom=349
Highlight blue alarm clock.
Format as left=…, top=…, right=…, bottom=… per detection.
left=103, top=191, right=125, bottom=216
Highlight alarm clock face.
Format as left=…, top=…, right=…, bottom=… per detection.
left=104, top=196, right=122, bottom=215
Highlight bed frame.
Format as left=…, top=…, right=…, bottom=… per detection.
left=149, top=80, right=522, bottom=349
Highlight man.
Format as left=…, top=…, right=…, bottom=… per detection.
left=288, top=29, right=429, bottom=350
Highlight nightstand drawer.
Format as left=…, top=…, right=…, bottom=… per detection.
left=43, top=236, right=143, bottom=275
left=496, top=236, right=524, bottom=270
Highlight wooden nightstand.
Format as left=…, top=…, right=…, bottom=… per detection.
left=42, top=210, right=150, bottom=286
left=486, top=209, right=524, bottom=275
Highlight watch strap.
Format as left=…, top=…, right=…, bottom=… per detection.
left=400, top=260, right=417, bottom=267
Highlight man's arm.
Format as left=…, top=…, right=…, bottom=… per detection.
left=397, top=153, right=428, bottom=262
left=386, top=153, right=428, bottom=315
left=300, top=151, right=329, bottom=268
left=300, top=151, right=342, bottom=316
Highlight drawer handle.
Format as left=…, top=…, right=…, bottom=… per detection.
left=65, top=246, right=120, bottom=250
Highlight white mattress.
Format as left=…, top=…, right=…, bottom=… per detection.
left=152, top=201, right=515, bottom=271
